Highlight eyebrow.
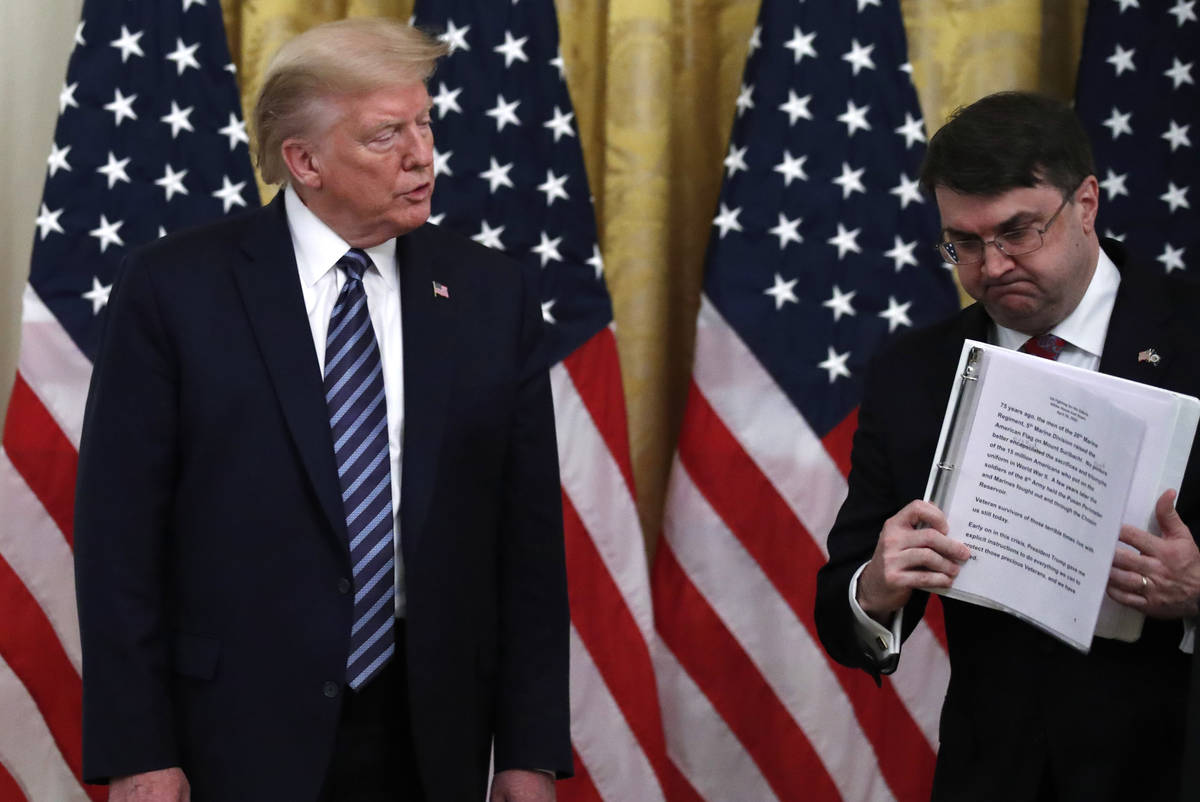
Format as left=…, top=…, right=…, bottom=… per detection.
left=367, top=103, right=439, bottom=128
left=943, top=210, right=1041, bottom=239
left=363, top=121, right=394, bottom=136
left=362, top=106, right=434, bottom=137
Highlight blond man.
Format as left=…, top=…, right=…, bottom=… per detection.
left=75, top=20, right=570, bottom=801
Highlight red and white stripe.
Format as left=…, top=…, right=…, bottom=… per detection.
left=551, top=325, right=701, bottom=802
left=1, top=262, right=951, bottom=802
left=1, top=285, right=101, bottom=802
left=6, top=290, right=678, bottom=802
left=654, top=296, right=950, bottom=801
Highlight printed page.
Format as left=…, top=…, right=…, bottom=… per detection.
left=931, top=349, right=1144, bottom=651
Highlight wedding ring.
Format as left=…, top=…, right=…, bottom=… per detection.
left=1141, top=574, right=1149, bottom=592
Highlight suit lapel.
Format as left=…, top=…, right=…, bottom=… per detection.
left=232, top=195, right=347, bottom=543
left=397, top=226, right=459, bottom=560
left=956, top=302, right=991, bottom=346
left=1097, top=243, right=1173, bottom=387
left=956, top=244, right=1172, bottom=387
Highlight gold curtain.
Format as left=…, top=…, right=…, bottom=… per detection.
left=221, top=0, right=1088, bottom=553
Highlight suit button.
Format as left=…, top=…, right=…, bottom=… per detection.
left=323, top=681, right=340, bottom=699
left=337, top=578, right=352, bottom=595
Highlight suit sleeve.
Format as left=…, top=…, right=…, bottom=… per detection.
left=814, top=349, right=931, bottom=680
left=74, top=252, right=182, bottom=782
left=492, top=259, right=572, bottom=778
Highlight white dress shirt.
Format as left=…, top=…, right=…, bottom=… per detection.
left=285, top=186, right=408, bottom=617
left=851, top=248, right=1124, bottom=662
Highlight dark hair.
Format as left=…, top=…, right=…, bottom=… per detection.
left=919, top=91, right=1095, bottom=199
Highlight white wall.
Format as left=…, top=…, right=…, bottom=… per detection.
left=0, top=0, right=84, bottom=425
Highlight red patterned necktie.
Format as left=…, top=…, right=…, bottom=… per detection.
left=1020, top=333, right=1068, bottom=361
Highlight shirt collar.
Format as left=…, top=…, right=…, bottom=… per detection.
left=284, top=185, right=398, bottom=291
left=993, top=246, right=1120, bottom=359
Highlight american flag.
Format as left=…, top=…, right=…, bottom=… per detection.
left=1075, top=0, right=1198, bottom=279
left=652, top=0, right=960, bottom=799
left=408, top=1, right=683, bottom=799
left=0, top=1, right=258, bottom=799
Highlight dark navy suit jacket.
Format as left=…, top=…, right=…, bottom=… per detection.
left=815, top=241, right=1200, bottom=802
left=74, top=195, right=571, bottom=801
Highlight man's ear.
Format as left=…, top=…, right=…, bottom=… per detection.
left=281, top=138, right=322, bottom=190
left=1075, top=175, right=1100, bottom=234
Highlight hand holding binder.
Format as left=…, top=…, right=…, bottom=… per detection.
left=1107, top=489, right=1200, bottom=619
left=855, top=499, right=968, bottom=624
left=924, top=340, right=1200, bottom=651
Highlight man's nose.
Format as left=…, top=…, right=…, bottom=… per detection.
left=979, top=240, right=1014, bottom=277
left=402, top=133, right=433, bottom=171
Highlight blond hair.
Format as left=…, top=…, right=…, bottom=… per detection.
left=252, top=18, right=448, bottom=185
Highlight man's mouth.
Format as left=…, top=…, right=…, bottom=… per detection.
left=402, top=181, right=432, bottom=199
left=984, top=277, right=1033, bottom=294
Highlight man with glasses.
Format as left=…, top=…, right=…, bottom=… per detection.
left=815, top=91, right=1200, bottom=801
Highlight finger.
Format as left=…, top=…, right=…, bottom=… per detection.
left=1111, top=546, right=1157, bottom=576
left=899, top=499, right=950, bottom=534
left=1118, top=524, right=1157, bottom=554
left=881, top=521, right=969, bottom=560
left=1107, top=585, right=1147, bottom=609
left=908, top=569, right=959, bottom=590
left=912, top=534, right=970, bottom=563
left=938, top=535, right=971, bottom=562
left=1156, top=489, right=1191, bottom=541
left=894, top=547, right=964, bottom=578
left=1108, top=565, right=1148, bottom=595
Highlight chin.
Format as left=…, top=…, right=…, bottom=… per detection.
left=995, top=313, right=1055, bottom=337
left=387, top=211, right=431, bottom=238
left=987, top=303, right=1043, bottom=333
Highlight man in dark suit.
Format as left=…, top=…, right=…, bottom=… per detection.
left=73, top=19, right=569, bottom=802
left=815, top=92, right=1200, bottom=801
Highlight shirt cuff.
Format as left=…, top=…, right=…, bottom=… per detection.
left=849, top=562, right=903, bottom=667
left=1181, top=618, right=1195, bottom=654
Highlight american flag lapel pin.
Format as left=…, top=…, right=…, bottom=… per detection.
left=432, top=281, right=449, bottom=299
left=1137, top=347, right=1161, bottom=365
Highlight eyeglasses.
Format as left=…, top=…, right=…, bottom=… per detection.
left=934, top=194, right=1072, bottom=266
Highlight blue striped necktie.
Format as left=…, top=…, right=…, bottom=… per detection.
left=324, top=248, right=395, bottom=689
